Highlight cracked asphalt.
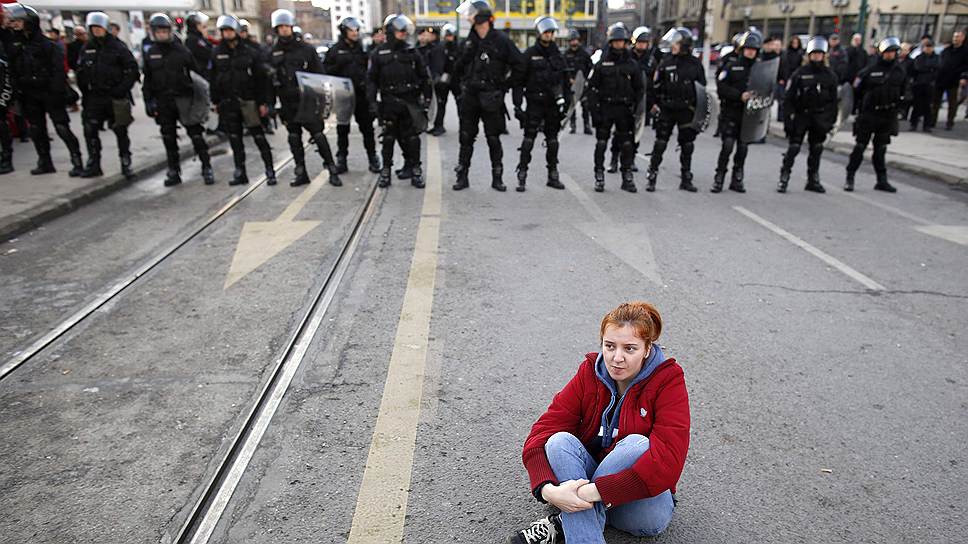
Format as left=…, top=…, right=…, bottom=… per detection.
left=0, top=100, right=966, bottom=543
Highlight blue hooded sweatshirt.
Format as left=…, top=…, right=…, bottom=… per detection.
left=593, top=343, right=666, bottom=453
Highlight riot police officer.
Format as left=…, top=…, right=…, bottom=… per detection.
left=368, top=14, right=432, bottom=189
left=430, top=23, right=461, bottom=136
left=512, top=15, right=569, bottom=192
left=75, top=12, right=139, bottom=179
left=587, top=23, right=643, bottom=193
left=143, top=13, right=215, bottom=186
left=713, top=29, right=763, bottom=193
left=185, top=11, right=213, bottom=81
left=324, top=16, right=381, bottom=174
left=778, top=36, right=839, bottom=193
left=607, top=25, right=653, bottom=173
left=452, top=0, right=526, bottom=191
left=269, top=9, right=341, bottom=187
left=6, top=3, right=84, bottom=176
left=844, top=37, right=907, bottom=193
left=211, top=15, right=275, bottom=186
left=563, top=29, right=592, bottom=135
left=646, top=27, right=704, bottom=192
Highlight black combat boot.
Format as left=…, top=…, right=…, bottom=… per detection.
left=81, top=137, right=102, bottom=178
left=120, top=154, right=134, bottom=180
left=163, top=167, right=182, bottom=187
left=453, top=164, right=469, bottom=191
left=777, top=169, right=790, bottom=193
left=368, top=152, right=381, bottom=173
left=569, top=123, right=576, bottom=134
left=266, top=165, right=277, bottom=186
left=547, top=166, right=564, bottom=190
left=410, top=165, right=425, bottom=189
left=873, top=172, right=897, bottom=193
left=328, top=165, right=343, bottom=187
left=711, top=170, right=726, bottom=193
left=729, top=168, right=746, bottom=193
left=68, top=152, right=84, bottom=177
left=594, top=169, right=605, bottom=192
left=378, top=164, right=392, bottom=188
left=607, top=152, right=619, bottom=173
left=679, top=171, right=697, bottom=192
left=645, top=169, right=658, bottom=192
left=230, top=165, right=249, bottom=186
left=620, top=170, right=637, bottom=193
left=291, top=163, right=311, bottom=187
left=583, top=124, right=593, bottom=135
left=843, top=170, right=855, bottom=192
left=491, top=166, right=506, bottom=192
left=804, top=171, right=826, bottom=193
left=335, top=153, right=348, bottom=174
left=31, top=155, right=56, bottom=175
left=202, top=164, right=215, bottom=185
left=0, top=151, right=12, bottom=175
left=515, top=166, right=527, bottom=192
left=396, top=164, right=413, bottom=179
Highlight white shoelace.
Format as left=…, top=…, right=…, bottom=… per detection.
left=521, top=518, right=558, bottom=544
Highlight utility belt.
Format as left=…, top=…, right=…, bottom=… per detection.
left=381, top=82, right=419, bottom=97
left=601, top=95, right=632, bottom=105
left=869, top=101, right=897, bottom=112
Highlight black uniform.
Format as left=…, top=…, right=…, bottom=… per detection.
left=452, top=27, right=526, bottom=190
left=587, top=46, right=644, bottom=191
left=778, top=60, right=838, bottom=192
left=0, top=40, right=15, bottom=174
left=75, top=33, right=139, bottom=178
left=909, top=51, right=939, bottom=130
left=563, top=43, right=592, bottom=133
left=142, top=38, right=213, bottom=185
left=646, top=51, right=705, bottom=191
left=828, top=44, right=850, bottom=83
left=270, top=34, right=341, bottom=186
left=8, top=28, right=84, bottom=175
left=186, top=28, right=213, bottom=81
left=511, top=39, right=569, bottom=190
left=367, top=37, right=432, bottom=188
left=608, top=45, right=653, bottom=171
left=714, top=54, right=759, bottom=191
left=211, top=37, right=274, bottom=185
left=845, top=56, right=907, bottom=191
left=431, top=37, right=462, bottom=134
left=324, top=36, right=379, bottom=172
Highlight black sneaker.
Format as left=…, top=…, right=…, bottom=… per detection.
left=507, top=515, right=563, bottom=544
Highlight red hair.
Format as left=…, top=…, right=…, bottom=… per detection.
left=599, top=301, right=663, bottom=344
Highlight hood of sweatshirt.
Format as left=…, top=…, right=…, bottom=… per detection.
left=593, top=343, right=666, bottom=449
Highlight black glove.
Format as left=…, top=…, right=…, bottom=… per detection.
left=514, top=106, right=526, bottom=123
left=144, top=99, right=158, bottom=117
left=555, top=96, right=567, bottom=118
left=369, top=102, right=379, bottom=117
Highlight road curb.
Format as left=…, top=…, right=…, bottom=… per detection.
left=767, top=125, right=968, bottom=187
left=0, top=135, right=225, bottom=243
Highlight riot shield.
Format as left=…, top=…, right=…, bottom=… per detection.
left=560, top=71, right=586, bottom=129
left=740, top=56, right=780, bottom=143
left=405, top=98, right=431, bottom=133
left=687, top=81, right=711, bottom=132
left=633, top=98, right=647, bottom=143
left=830, top=82, right=853, bottom=136
left=295, top=72, right=355, bottom=126
left=175, top=71, right=211, bottom=127
left=425, top=86, right=438, bottom=130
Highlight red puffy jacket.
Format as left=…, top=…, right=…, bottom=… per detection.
left=521, top=352, right=690, bottom=508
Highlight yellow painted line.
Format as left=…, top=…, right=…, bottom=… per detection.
left=347, top=136, right=442, bottom=543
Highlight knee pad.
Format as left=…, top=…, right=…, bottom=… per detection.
left=288, top=133, right=302, bottom=148
left=621, top=140, right=635, bottom=155
left=595, top=138, right=608, bottom=150
left=787, top=143, right=802, bottom=156
left=653, top=138, right=668, bottom=154
left=721, top=137, right=736, bottom=153
left=83, top=121, right=100, bottom=139
left=679, top=141, right=694, bottom=155
left=458, top=130, right=475, bottom=146
left=485, top=135, right=501, bottom=149
left=519, top=136, right=535, bottom=151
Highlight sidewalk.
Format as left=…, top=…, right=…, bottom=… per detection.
left=767, top=103, right=968, bottom=186
left=0, top=93, right=224, bottom=242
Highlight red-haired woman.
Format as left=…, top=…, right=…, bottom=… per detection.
left=508, top=302, right=690, bottom=544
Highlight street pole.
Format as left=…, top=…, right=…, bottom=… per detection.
left=857, top=0, right=868, bottom=45
left=596, top=0, right=606, bottom=48
left=697, top=0, right=708, bottom=62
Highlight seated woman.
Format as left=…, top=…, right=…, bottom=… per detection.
left=509, top=301, right=690, bottom=544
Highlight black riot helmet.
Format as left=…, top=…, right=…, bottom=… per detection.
left=738, top=29, right=763, bottom=51
left=148, top=12, right=173, bottom=42
left=659, top=27, right=693, bottom=54
left=632, top=26, right=652, bottom=45
left=457, top=0, right=494, bottom=25
left=185, top=11, right=209, bottom=32
left=216, top=14, right=241, bottom=34
left=805, top=36, right=828, bottom=55
left=606, top=23, right=631, bottom=44
left=270, top=9, right=296, bottom=30
left=339, top=16, right=362, bottom=35
left=4, top=3, right=41, bottom=33
left=385, top=14, right=415, bottom=39
left=878, top=36, right=901, bottom=54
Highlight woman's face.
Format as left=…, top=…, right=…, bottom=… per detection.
left=602, top=324, right=648, bottom=384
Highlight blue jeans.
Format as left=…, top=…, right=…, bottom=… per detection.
left=545, top=432, right=675, bottom=543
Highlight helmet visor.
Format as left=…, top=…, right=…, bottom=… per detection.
left=535, top=16, right=558, bottom=35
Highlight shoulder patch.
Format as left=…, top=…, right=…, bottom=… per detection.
left=216, top=54, right=229, bottom=59
left=272, top=50, right=284, bottom=56
left=731, top=65, right=745, bottom=71
left=149, top=54, right=162, bottom=59
left=378, top=49, right=391, bottom=55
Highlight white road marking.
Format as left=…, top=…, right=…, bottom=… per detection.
left=347, top=136, right=442, bottom=543
left=842, top=192, right=932, bottom=225
left=734, top=206, right=886, bottom=291
left=842, top=192, right=968, bottom=247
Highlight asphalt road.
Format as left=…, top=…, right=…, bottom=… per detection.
left=1, top=102, right=966, bottom=544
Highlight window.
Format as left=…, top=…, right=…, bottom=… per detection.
left=233, top=0, right=244, bottom=10
left=200, top=0, right=212, bottom=9
left=939, top=14, right=968, bottom=43
left=877, top=14, right=936, bottom=43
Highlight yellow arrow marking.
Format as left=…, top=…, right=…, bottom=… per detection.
left=224, top=174, right=326, bottom=289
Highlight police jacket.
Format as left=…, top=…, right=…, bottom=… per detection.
left=938, top=43, right=968, bottom=88
left=441, top=39, right=461, bottom=80
left=717, top=54, right=757, bottom=117
left=75, top=34, right=138, bottom=99
left=512, top=41, right=569, bottom=106
left=783, top=61, right=838, bottom=125
left=270, top=36, right=324, bottom=104
left=211, top=38, right=271, bottom=105
left=417, top=41, right=446, bottom=79
left=854, top=58, right=907, bottom=116
left=186, top=28, right=213, bottom=81
left=563, top=44, right=592, bottom=80
left=324, top=37, right=369, bottom=93
left=631, top=47, right=654, bottom=78
left=142, top=40, right=198, bottom=102
left=454, top=27, right=525, bottom=94
left=653, top=51, right=705, bottom=111
left=367, top=38, right=432, bottom=105
left=586, top=47, right=644, bottom=110
left=0, top=40, right=12, bottom=110
left=910, top=52, right=940, bottom=88
left=8, top=30, right=69, bottom=99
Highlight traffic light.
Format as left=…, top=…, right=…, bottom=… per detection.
left=174, top=16, right=184, bottom=32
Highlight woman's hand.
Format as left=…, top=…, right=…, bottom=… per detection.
left=576, top=482, right=602, bottom=503
left=541, top=479, right=594, bottom=513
